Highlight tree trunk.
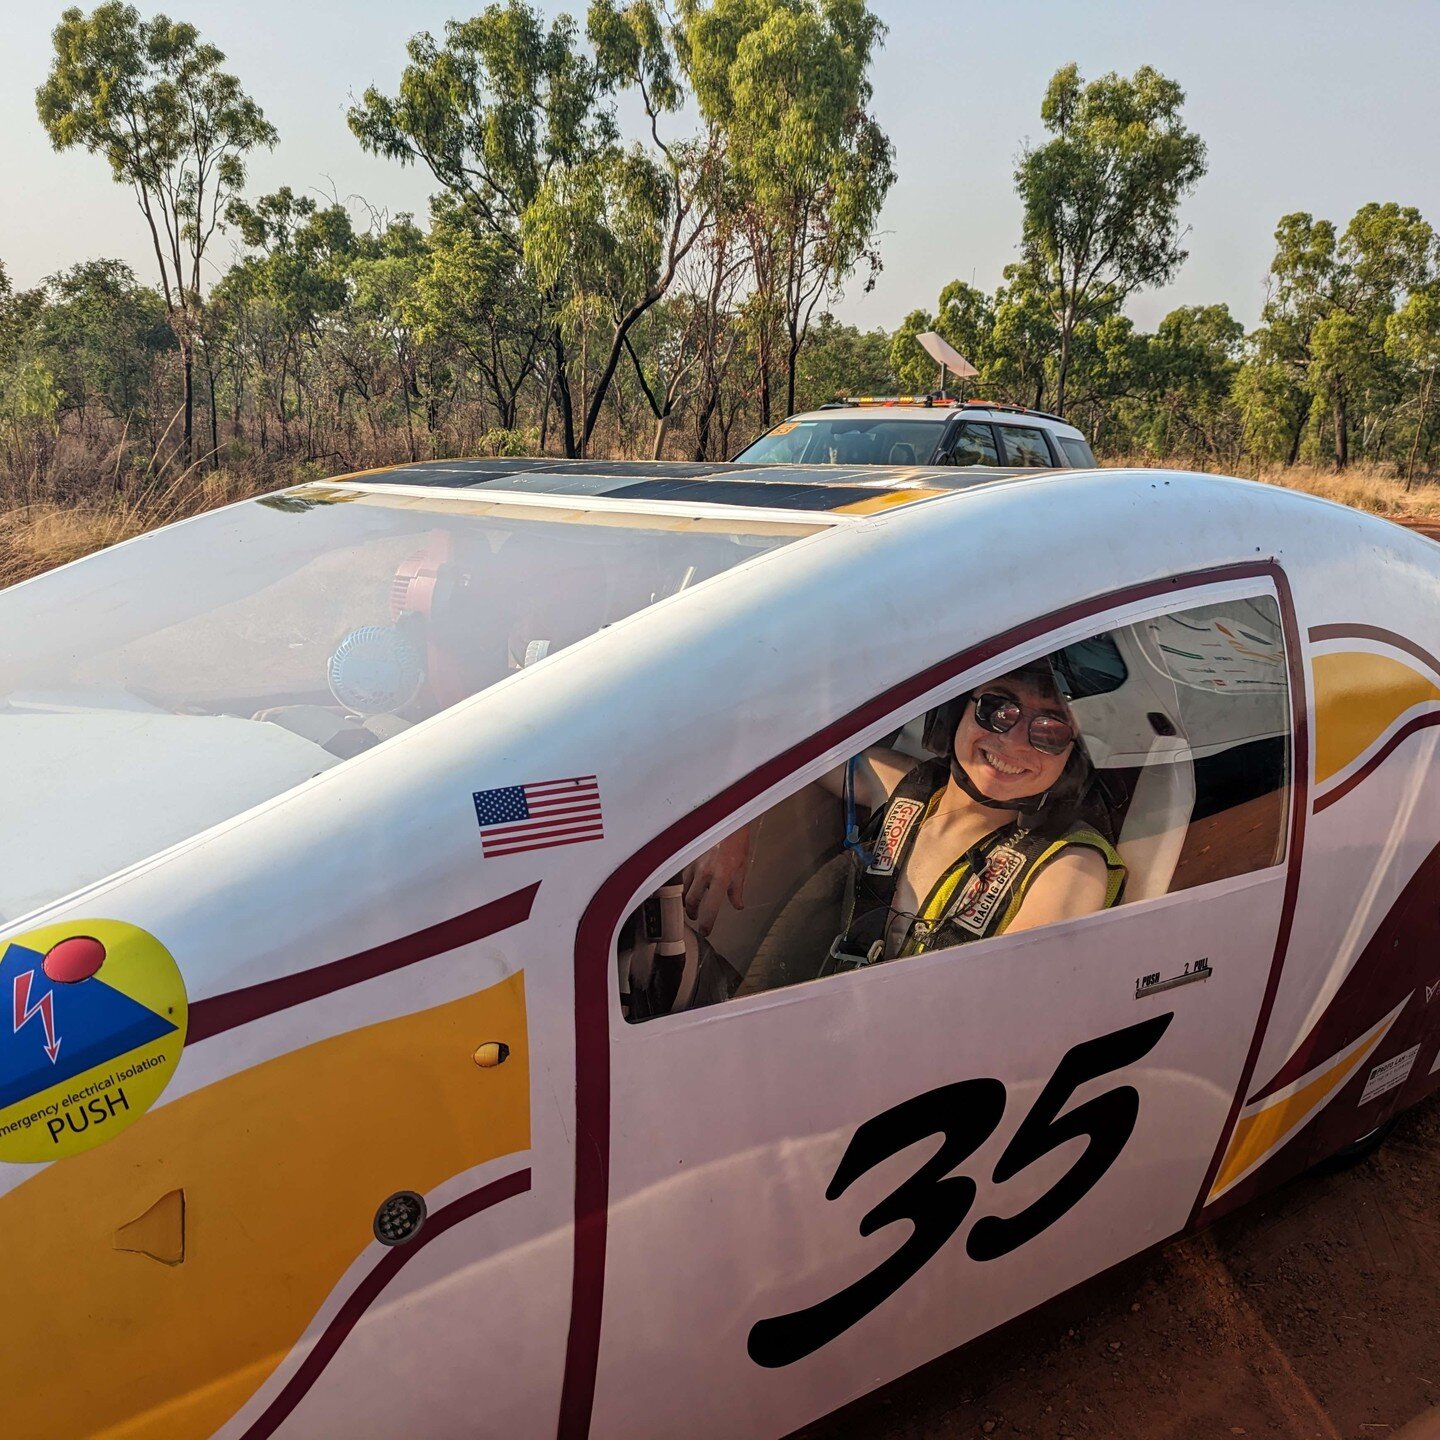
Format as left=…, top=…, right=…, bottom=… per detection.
left=694, top=386, right=718, bottom=460
left=1286, top=406, right=1304, bottom=467
left=1054, top=316, right=1072, bottom=420
left=538, top=374, right=554, bottom=452
left=551, top=332, right=578, bottom=457
left=207, top=358, right=219, bottom=470
left=785, top=319, right=800, bottom=418
left=756, top=326, right=774, bottom=429
left=1333, top=388, right=1349, bottom=471
left=652, top=409, right=671, bottom=460
left=181, top=341, right=194, bottom=469
left=1407, top=370, right=1434, bottom=489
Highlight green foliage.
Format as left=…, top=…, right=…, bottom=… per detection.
left=348, top=3, right=614, bottom=236
left=37, top=4, right=276, bottom=299
left=1256, top=204, right=1437, bottom=468
left=682, top=0, right=896, bottom=415
left=796, top=312, right=892, bottom=407
left=18, top=13, right=1440, bottom=489
left=40, top=259, right=172, bottom=424
left=1123, top=304, right=1243, bottom=461
left=1015, top=63, right=1206, bottom=416
left=889, top=281, right=993, bottom=394
left=37, top=3, right=276, bottom=463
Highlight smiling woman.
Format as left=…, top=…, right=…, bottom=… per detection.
left=620, top=592, right=1292, bottom=1019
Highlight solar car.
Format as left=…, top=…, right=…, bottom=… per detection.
left=2, top=458, right=1437, bottom=1440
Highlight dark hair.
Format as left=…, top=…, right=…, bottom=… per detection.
left=923, top=664, right=1095, bottom=837
left=1029, top=744, right=1094, bottom=837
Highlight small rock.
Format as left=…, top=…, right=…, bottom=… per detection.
left=1108, top=1341, right=1122, bottom=1352
left=982, top=1422, right=996, bottom=1435
left=1130, top=1302, right=1141, bottom=1312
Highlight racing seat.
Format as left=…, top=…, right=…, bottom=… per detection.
left=1114, top=738, right=1195, bottom=901
left=888, top=442, right=917, bottom=465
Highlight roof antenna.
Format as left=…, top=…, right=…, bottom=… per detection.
left=917, top=331, right=977, bottom=403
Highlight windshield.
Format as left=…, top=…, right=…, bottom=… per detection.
left=0, top=484, right=818, bottom=923
left=735, top=416, right=948, bottom=466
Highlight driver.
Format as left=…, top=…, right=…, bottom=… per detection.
left=682, top=660, right=1125, bottom=976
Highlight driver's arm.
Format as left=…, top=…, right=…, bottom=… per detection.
left=1003, top=848, right=1108, bottom=934
left=814, top=746, right=912, bottom=811
left=682, top=745, right=914, bottom=934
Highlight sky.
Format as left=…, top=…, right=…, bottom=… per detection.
left=5, top=0, right=1440, bottom=337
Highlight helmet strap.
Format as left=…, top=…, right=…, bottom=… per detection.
left=949, top=755, right=1050, bottom=815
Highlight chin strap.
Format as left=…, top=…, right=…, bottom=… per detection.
left=949, top=756, right=1050, bottom=814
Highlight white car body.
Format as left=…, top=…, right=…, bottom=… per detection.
left=3, top=460, right=1438, bottom=1440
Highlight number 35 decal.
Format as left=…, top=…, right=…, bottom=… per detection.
left=747, top=1012, right=1173, bottom=1368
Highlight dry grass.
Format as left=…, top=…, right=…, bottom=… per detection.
left=1252, top=463, right=1440, bottom=520
left=1103, top=455, right=1440, bottom=520
left=0, top=468, right=266, bottom=589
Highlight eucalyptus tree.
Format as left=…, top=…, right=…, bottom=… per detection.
left=223, top=188, right=364, bottom=456
left=683, top=0, right=895, bottom=421
left=524, top=0, right=724, bottom=455
left=888, top=280, right=993, bottom=394
left=37, top=4, right=276, bottom=466
left=349, top=2, right=615, bottom=455
left=986, top=263, right=1061, bottom=412
left=1129, top=303, right=1243, bottom=462
left=1315, top=203, right=1433, bottom=467
left=1260, top=204, right=1433, bottom=468
left=419, top=197, right=548, bottom=431
left=795, top=312, right=892, bottom=410
left=1015, top=63, right=1205, bottom=419
left=1387, top=283, right=1440, bottom=484
left=39, top=259, right=171, bottom=438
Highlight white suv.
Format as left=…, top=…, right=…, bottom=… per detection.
left=731, top=396, right=1096, bottom=471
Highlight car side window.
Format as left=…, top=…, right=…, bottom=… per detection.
left=945, top=422, right=1000, bottom=467
left=997, top=425, right=1055, bottom=467
left=1059, top=437, right=1096, bottom=467
left=618, top=593, right=1291, bottom=1022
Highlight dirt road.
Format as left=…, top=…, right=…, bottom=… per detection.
left=804, top=1095, right=1440, bottom=1440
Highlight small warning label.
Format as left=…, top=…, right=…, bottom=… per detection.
left=1360, top=1043, right=1421, bottom=1105
left=0, top=920, right=187, bottom=1162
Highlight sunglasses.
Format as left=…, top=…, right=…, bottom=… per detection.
left=971, top=691, right=1076, bottom=756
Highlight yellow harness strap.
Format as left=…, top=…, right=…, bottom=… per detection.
left=900, top=823, right=1126, bottom=956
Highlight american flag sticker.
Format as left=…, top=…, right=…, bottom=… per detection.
left=472, top=775, right=604, bottom=858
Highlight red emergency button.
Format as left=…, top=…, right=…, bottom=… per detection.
left=43, top=936, right=107, bottom=984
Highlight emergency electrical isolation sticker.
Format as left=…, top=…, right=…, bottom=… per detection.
left=0, top=920, right=187, bottom=1163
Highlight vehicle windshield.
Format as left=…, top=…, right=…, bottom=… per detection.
left=735, top=416, right=949, bottom=466
left=0, top=484, right=818, bottom=924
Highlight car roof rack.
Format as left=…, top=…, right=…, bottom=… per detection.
left=958, top=399, right=1067, bottom=424
left=814, top=394, right=1069, bottom=424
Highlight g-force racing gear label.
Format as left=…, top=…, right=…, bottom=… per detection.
left=951, top=843, right=1028, bottom=936
left=867, top=798, right=926, bottom=876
